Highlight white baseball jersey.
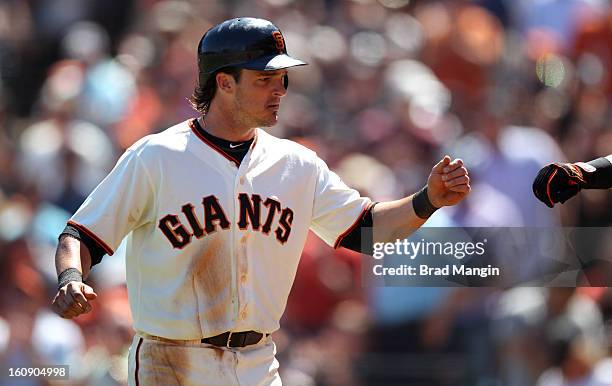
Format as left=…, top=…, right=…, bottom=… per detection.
left=70, top=118, right=370, bottom=340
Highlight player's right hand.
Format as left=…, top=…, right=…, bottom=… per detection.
left=51, top=282, right=97, bottom=319
left=532, top=163, right=586, bottom=207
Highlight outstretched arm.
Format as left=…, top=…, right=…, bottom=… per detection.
left=51, top=236, right=97, bottom=319
left=372, top=156, right=470, bottom=242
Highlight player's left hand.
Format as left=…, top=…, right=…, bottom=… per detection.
left=427, top=155, right=470, bottom=208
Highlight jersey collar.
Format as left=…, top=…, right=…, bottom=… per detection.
left=189, top=118, right=258, bottom=167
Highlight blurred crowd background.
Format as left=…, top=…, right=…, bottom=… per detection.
left=1, top=0, right=612, bottom=385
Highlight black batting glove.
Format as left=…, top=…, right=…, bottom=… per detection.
left=532, top=163, right=587, bottom=208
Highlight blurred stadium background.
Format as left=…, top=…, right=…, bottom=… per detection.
left=1, top=0, right=612, bottom=385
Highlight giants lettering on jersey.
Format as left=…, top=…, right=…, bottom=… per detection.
left=158, top=194, right=293, bottom=249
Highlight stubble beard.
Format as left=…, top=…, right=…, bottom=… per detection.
left=234, top=92, right=277, bottom=128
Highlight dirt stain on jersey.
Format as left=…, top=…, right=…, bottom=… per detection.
left=191, top=235, right=232, bottom=332
left=238, top=236, right=248, bottom=277
left=239, top=234, right=249, bottom=244
left=237, top=233, right=249, bottom=319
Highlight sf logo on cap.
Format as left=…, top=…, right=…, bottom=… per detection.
left=272, top=31, right=285, bottom=53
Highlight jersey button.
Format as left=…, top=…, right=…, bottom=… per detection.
left=241, top=273, right=247, bottom=283
left=239, top=176, right=246, bottom=185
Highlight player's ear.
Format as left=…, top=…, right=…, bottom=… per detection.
left=216, top=72, right=235, bottom=94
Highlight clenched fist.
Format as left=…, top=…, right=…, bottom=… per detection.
left=52, top=281, right=97, bottom=319
left=532, top=163, right=589, bottom=208
left=427, top=155, right=471, bottom=208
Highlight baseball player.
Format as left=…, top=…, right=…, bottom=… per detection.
left=51, top=17, right=470, bottom=385
left=533, top=155, right=612, bottom=207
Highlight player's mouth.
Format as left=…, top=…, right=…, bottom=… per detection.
left=267, top=104, right=280, bottom=111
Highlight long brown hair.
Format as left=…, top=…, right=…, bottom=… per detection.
left=188, top=67, right=242, bottom=114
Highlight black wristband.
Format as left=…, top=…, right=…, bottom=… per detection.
left=412, top=186, right=439, bottom=219
left=58, top=268, right=83, bottom=290
left=583, top=157, right=612, bottom=189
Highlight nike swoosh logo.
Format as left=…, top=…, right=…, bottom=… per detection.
left=229, top=143, right=244, bottom=149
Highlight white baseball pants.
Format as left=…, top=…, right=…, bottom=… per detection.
left=127, top=334, right=281, bottom=385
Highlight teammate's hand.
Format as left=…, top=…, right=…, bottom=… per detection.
left=51, top=282, right=97, bottom=319
left=532, top=163, right=586, bottom=208
left=427, top=155, right=470, bottom=208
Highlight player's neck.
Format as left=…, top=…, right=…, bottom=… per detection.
left=200, top=108, right=256, bottom=142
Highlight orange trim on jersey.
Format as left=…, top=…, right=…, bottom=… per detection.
left=333, top=201, right=372, bottom=249
left=135, top=337, right=143, bottom=386
left=67, top=220, right=114, bottom=256
left=546, top=169, right=558, bottom=207
left=189, top=118, right=260, bottom=167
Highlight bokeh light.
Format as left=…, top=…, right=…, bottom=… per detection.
left=350, top=31, right=387, bottom=67
left=378, top=0, right=410, bottom=9
left=385, top=13, right=424, bottom=54
left=536, top=53, right=566, bottom=88
left=308, top=25, right=347, bottom=63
